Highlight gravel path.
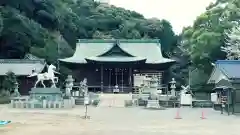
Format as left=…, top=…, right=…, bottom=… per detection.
left=0, top=105, right=239, bottom=135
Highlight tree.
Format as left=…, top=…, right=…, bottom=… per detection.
left=180, top=0, right=240, bottom=88
left=2, top=71, right=17, bottom=92
left=182, top=0, right=240, bottom=70
left=221, top=23, right=240, bottom=60
left=0, top=0, right=177, bottom=80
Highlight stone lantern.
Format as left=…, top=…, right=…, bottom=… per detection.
left=170, top=78, right=176, bottom=97
left=13, top=82, right=20, bottom=97
left=65, top=75, right=74, bottom=97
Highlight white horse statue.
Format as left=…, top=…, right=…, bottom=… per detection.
left=28, top=64, right=60, bottom=88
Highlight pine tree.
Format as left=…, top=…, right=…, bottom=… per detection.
left=2, top=71, right=17, bottom=92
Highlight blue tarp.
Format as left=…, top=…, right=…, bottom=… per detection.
left=0, top=121, right=11, bottom=125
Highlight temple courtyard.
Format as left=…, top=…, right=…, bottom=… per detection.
left=0, top=104, right=240, bottom=135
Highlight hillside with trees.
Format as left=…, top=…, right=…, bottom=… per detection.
left=0, top=0, right=177, bottom=61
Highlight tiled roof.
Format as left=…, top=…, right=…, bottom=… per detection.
left=216, top=60, right=240, bottom=79
left=59, top=39, right=175, bottom=64
left=86, top=56, right=147, bottom=62
left=0, top=59, right=45, bottom=76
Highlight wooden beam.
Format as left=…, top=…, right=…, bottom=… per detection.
left=101, top=65, right=103, bottom=92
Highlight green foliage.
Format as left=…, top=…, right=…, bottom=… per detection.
left=0, top=0, right=177, bottom=80
left=0, top=0, right=177, bottom=60
left=0, top=96, right=10, bottom=104
left=2, top=71, right=17, bottom=92
left=180, top=0, right=240, bottom=88
left=92, top=99, right=100, bottom=106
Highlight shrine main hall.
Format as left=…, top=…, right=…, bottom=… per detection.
left=59, top=39, right=175, bottom=92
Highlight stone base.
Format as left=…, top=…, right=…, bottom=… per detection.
left=29, top=88, right=62, bottom=101
left=29, top=88, right=62, bottom=94
left=146, top=100, right=160, bottom=109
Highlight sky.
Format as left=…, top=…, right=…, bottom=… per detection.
left=109, top=0, right=215, bottom=34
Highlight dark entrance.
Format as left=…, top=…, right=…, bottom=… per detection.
left=104, top=67, right=130, bottom=92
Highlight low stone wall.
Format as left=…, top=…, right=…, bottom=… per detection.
left=10, top=97, right=75, bottom=109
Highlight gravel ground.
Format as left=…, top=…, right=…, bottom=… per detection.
left=0, top=105, right=239, bottom=135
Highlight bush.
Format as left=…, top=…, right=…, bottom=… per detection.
left=124, top=100, right=133, bottom=107
left=192, top=101, right=213, bottom=108
left=0, top=96, right=10, bottom=104
left=92, top=99, right=100, bottom=106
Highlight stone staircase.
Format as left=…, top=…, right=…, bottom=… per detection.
left=98, top=94, right=131, bottom=107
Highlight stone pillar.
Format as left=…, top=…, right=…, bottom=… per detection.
left=30, top=101, right=34, bottom=108
left=101, top=65, right=104, bottom=92
left=76, top=91, right=79, bottom=97
left=43, top=100, right=47, bottom=108
left=64, top=99, right=70, bottom=108
left=53, top=101, right=57, bottom=108
left=48, top=101, right=52, bottom=108
left=11, top=100, right=14, bottom=108
left=71, top=97, right=75, bottom=107
left=170, top=78, right=176, bottom=97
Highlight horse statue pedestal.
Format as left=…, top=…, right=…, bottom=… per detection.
left=29, top=88, right=62, bottom=101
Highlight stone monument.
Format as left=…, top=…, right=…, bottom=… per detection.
left=170, top=78, right=176, bottom=97
left=28, top=64, right=62, bottom=100
left=65, top=75, right=74, bottom=97
left=11, top=82, right=21, bottom=97
left=80, top=78, right=88, bottom=95
left=11, top=65, right=75, bottom=109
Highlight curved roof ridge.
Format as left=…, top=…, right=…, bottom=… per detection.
left=97, top=40, right=137, bottom=57
left=77, top=39, right=160, bottom=43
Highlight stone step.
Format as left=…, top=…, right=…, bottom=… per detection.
left=75, top=98, right=84, bottom=105
left=98, top=94, right=131, bottom=107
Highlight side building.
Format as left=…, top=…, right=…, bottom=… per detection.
left=59, top=39, right=176, bottom=93
left=208, top=60, right=240, bottom=113
left=0, top=59, right=45, bottom=95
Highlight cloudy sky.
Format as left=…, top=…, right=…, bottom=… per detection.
left=110, top=0, right=215, bottom=34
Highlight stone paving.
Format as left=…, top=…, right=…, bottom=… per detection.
left=0, top=105, right=240, bottom=135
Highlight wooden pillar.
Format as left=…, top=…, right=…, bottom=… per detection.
left=121, top=68, right=124, bottom=92
left=109, top=69, right=111, bottom=89
left=129, top=67, right=132, bottom=92
left=101, top=65, right=103, bottom=92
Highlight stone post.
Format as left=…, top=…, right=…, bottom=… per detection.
left=11, top=100, right=14, bottom=108
left=48, top=101, right=52, bottom=108
left=43, top=99, right=47, bottom=108
left=30, top=101, right=34, bottom=108
left=53, top=101, right=57, bottom=108
left=65, top=75, right=74, bottom=97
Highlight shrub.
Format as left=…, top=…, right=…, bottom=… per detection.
left=0, top=96, right=10, bottom=104
left=124, top=100, right=133, bottom=107
left=92, top=99, right=100, bottom=106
